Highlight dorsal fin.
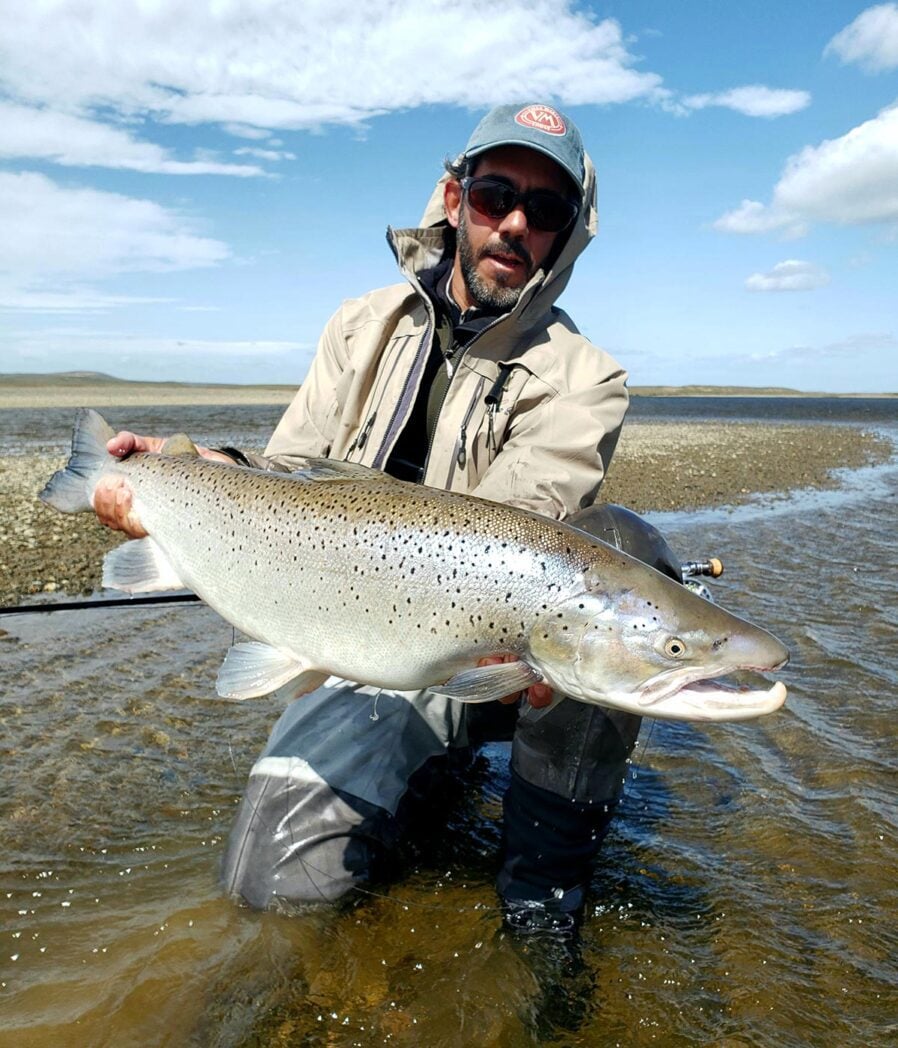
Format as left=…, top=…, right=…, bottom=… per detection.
left=160, top=433, right=201, bottom=457
left=289, top=457, right=394, bottom=483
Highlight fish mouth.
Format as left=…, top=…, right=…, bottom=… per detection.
left=634, top=665, right=788, bottom=721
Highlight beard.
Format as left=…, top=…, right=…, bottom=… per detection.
left=456, top=207, right=534, bottom=311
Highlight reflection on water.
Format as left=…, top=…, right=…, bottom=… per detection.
left=1, top=400, right=896, bottom=1046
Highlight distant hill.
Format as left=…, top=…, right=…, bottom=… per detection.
left=1, top=373, right=892, bottom=398
left=0, top=371, right=296, bottom=392
left=630, top=385, right=895, bottom=398
left=630, top=384, right=804, bottom=396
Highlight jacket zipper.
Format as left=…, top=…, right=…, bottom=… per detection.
left=451, top=374, right=486, bottom=472
left=347, top=410, right=377, bottom=454
left=484, top=362, right=516, bottom=460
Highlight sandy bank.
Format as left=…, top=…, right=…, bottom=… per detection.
left=1, top=419, right=891, bottom=606
left=0, top=383, right=295, bottom=410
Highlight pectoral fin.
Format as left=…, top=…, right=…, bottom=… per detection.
left=102, top=538, right=188, bottom=593
left=217, top=642, right=327, bottom=700
left=430, top=660, right=544, bottom=703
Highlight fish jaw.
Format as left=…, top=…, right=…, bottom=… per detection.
left=637, top=678, right=787, bottom=722
left=564, top=659, right=788, bottom=722
left=621, top=663, right=788, bottom=721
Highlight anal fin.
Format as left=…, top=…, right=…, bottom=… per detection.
left=102, top=538, right=188, bottom=593
left=217, top=642, right=326, bottom=700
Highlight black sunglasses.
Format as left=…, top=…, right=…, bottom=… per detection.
left=461, top=176, right=579, bottom=234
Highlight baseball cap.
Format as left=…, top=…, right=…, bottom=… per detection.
left=462, top=103, right=585, bottom=195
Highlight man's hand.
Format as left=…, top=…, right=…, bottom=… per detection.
left=477, top=653, right=554, bottom=709
left=94, top=430, right=236, bottom=538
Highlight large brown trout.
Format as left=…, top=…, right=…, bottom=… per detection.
left=41, top=409, right=788, bottom=721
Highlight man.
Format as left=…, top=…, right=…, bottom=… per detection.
left=97, top=104, right=666, bottom=934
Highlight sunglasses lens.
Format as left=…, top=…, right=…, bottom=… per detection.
left=466, top=181, right=516, bottom=220
left=527, top=192, right=577, bottom=233
left=464, top=179, right=577, bottom=234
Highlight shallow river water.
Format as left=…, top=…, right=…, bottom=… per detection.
left=1, top=400, right=896, bottom=1046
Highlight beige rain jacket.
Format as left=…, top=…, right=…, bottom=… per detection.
left=258, top=154, right=628, bottom=521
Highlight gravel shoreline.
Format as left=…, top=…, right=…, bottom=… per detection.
left=0, top=420, right=892, bottom=605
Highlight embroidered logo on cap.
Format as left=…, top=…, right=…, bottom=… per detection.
left=515, top=105, right=566, bottom=136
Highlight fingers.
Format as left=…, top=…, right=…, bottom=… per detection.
left=106, top=432, right=234, bottom=464
left=106, top=431, right=164, bottom=457
left=525, top=682, right=554, bottom=709
left=93, top=476, right=148, bottom=538
left=197, top=446, right=238, bottom=464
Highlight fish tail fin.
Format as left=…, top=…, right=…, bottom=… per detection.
left=39, top=408, right=116, bottom=513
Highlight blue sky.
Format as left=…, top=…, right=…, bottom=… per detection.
left=1, top=1, right=896, bottom=392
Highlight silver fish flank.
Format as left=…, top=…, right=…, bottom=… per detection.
left=40, top=409, right=789, bottom=721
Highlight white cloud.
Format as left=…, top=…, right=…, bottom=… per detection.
left=745, top=260, right=830, bottom=292
left=0, top=172, right=229, bottom=312
left=0, top=102, right=264, bottom=176
left=746, top=332, right=898, bottom=362
left=683, top=85, right=811, bottom=118
left=0, top=2, right=664, bottom=135
left=713, top=200, right=807, bottom=237
left=222, top=123, right=277, bottom=140
left=8, top=329, right=309, bottom=358
left=825, top=3, right=898, bottom=72
left=714, top=103, right=898, bottom=235
left=234, top=147, right=296, bottom=162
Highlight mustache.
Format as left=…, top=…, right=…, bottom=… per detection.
left=477, top=236, right=532, bottom=272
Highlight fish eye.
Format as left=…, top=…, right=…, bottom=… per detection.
left=664, top=637, right=688, bottom=659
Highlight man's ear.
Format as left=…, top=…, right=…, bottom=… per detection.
left=444, top=179, right=462, bottom=229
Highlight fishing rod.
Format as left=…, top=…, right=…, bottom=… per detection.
left=0, top=559, right=726, bottom=618
left=0, top=593, right=203, bottom=616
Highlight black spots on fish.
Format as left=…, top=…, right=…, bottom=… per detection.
left=711, top=636, right=729, bottom=652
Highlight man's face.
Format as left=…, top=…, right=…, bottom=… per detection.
left=444, top=145, right=575, bottom=313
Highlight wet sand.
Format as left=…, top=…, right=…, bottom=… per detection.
left=0, top=412, right=891, bottom=605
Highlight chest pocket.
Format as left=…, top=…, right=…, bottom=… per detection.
left=482, top=363, right=531, bottom=460
left=457, top=362, right=531, bottom=481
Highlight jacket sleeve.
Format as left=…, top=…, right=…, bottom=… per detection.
left=469, top=360, right=629, bottom=521
left=235, top=308, right=351, bottom=472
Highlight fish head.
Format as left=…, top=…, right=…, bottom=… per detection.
left=529, top=562, right=789, bottom=722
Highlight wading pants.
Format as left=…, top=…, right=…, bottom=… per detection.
left=221, top=505, right=679, bottom=909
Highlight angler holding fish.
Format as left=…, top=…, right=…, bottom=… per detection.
left=53, top=106, right=788, bottom=936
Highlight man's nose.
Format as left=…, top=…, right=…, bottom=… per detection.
left=497, top=205, right=528, bottom=236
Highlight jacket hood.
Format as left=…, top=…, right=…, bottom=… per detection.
left=388, top=150, right=598, bottom=336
